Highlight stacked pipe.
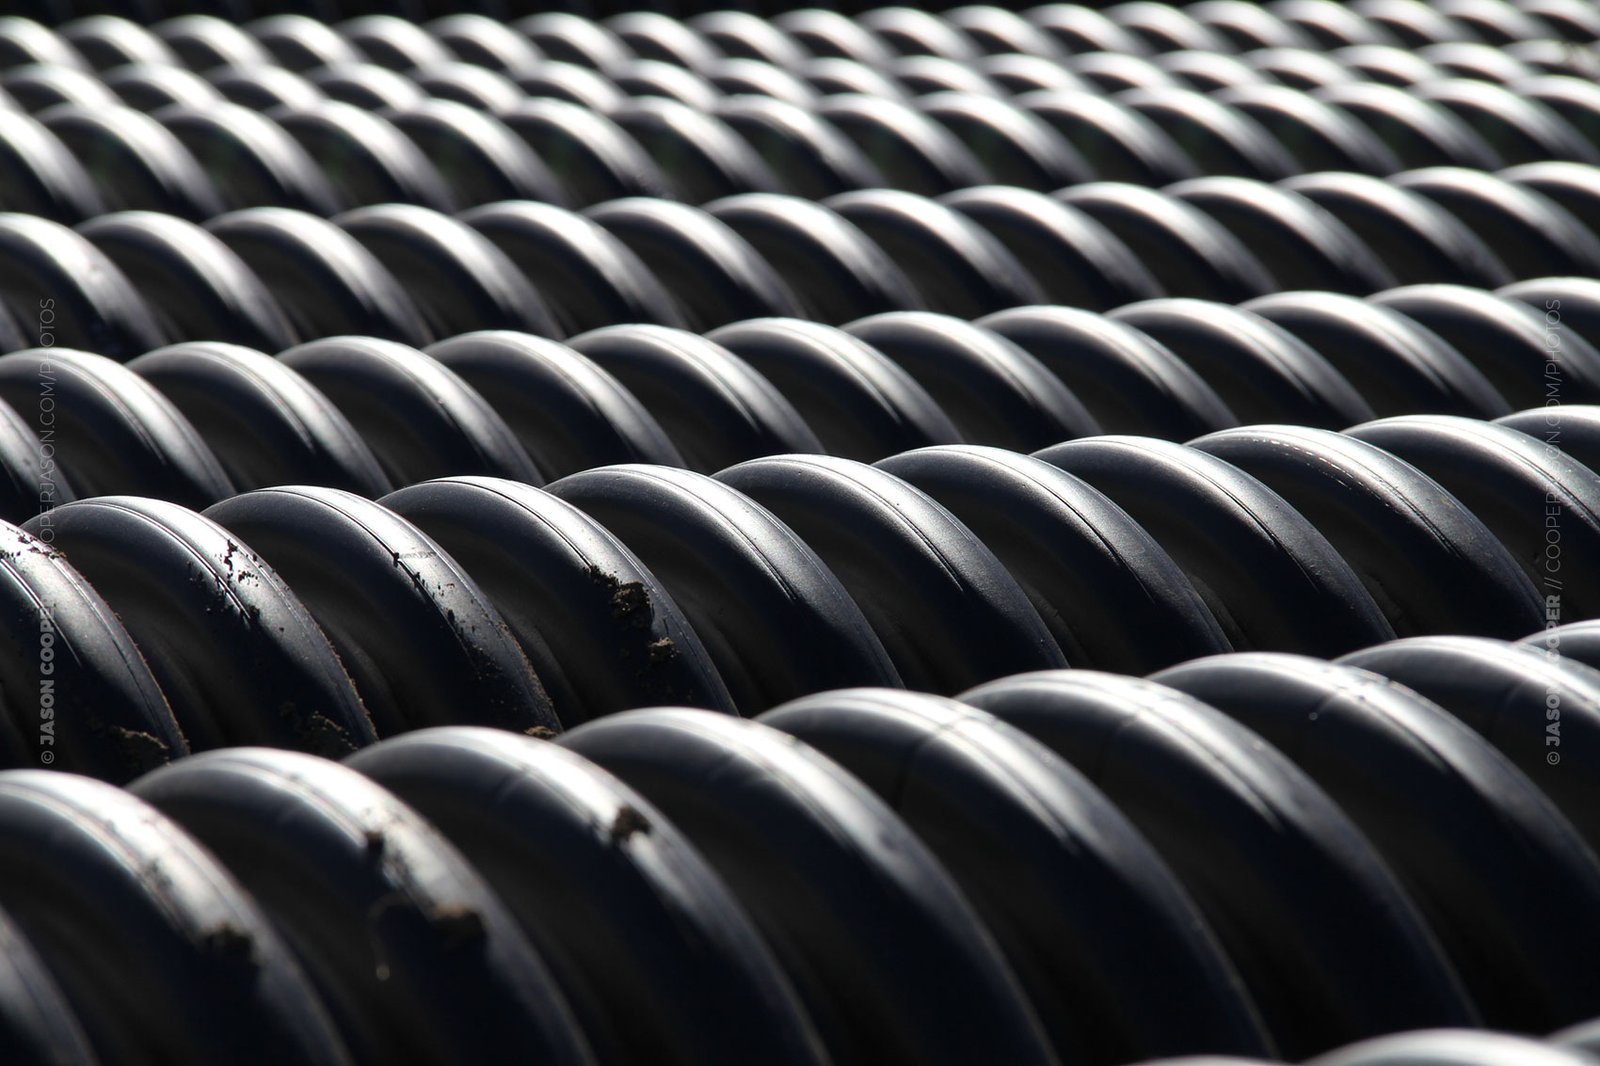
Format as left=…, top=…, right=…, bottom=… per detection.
left=0, top=2, right=1597, bottom=1064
